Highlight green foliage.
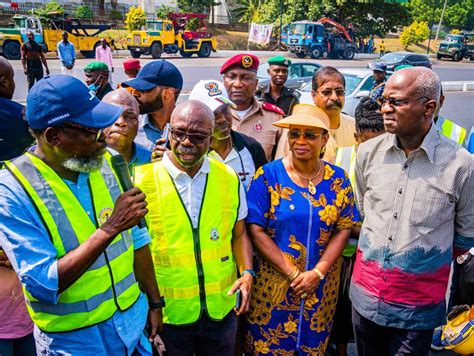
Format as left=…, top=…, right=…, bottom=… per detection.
left=124, top=6, right=146, bottom=32
left=110, top=9, right=123, bottom=20
left=233, top=0, right=263, bottom=24
left=407, top=0, right=473, bottom=31
left=177, top=0, right=218, bottom=13
left=156, top=5, right=173, bottom=19
left=33, top=1, right=64, bottom=27
left=74, top=5, right=92, bottom=19
left=185, top=17, right=200, bottom=31
left=400, top=20, right=430, bottom=49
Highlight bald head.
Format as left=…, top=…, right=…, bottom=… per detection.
left=102, top=89, right=140, bottom=159
left=0, top=57, right=15, bottom=99
left=171, top=100, right=215, bottom=129
left=103, top=89, right=139, bottom=113
left=169, top=100, right=215, bottom=172
left=388, top=67, right=441, bottom=104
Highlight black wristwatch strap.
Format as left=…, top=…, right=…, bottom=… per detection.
left=148, top=297, right=165, bottom=309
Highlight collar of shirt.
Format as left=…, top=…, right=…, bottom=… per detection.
left=231, top=98, right=262, bottom=122
left=208, top=147, right=239, bottom=165
left=381, top=123, right=439, bottom=163
left=263, top=83, right=293, bottom=97
left=162, top=151, right=210, bottom=180
left=142, top=114, right=162, bottom=132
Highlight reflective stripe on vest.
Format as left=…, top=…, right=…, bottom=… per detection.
left=4, top=152, right=140, bottom=332
left=334, top=146, right=358, bottom=257
left=134, top=158, right=239, bottom=325
left=334, top=146, right=356, bottom=185
left=437, top=117, right=467, bottom=146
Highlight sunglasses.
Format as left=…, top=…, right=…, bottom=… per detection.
left=288, top=129, right=324, bottom=141
left=317, top=89, right=346, bottom=97
left=170, top=129, right=212, bottom=145
left=58, top=122, right=104, bottom=142
left=377, top=96, right=430, bottom=107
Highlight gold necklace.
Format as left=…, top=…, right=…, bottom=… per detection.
left=291, top=157, right=323, bottom=195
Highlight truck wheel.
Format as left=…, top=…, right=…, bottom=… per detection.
left=453, top=52, right=461, bottom=62
left=3, top=41, right=21, bottom=60
left=130, top=50, right=141, bottom=58
left=198, top=43, right=211, bottom=58
left=343, top=47, right=355, bottom=60
left=296, top=52, right=306, bottom=58
left=179, top=50, right=193, bottom=58
left=437, top=53, right=442, bottom=60
left=80, top=51, right=95, bottom=58
left=151, top=43, right=162, bottom=59
left=310, top=47, right=321, bottom=59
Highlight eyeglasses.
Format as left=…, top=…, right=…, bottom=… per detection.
left=288, top=129, right=324, bottom=141
left=317, top=89, right=346, bottom=97
left=377, top=96, right=430, bottom=107
left=170, top=129, right=212, bottom=145
left=58, top=122, right=104, bottom=142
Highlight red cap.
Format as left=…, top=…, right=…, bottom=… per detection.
left=123, top=58, right=141, bottom=71
left=220, top=54, right=259, bottom=74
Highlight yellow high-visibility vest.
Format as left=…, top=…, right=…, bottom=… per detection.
left=4, top=152, right=140, bottom=332
left=134, top=158, right=240, bottom=325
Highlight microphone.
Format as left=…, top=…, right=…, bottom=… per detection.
left=110, top=154, right=147, bottom=230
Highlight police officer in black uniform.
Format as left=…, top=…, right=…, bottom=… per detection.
left=368, top=61, right=386, bottom=101
left=256, top=56, right=300, bottom=116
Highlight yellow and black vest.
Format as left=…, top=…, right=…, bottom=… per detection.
left=134, top=158, right=240, bottom=325
left=4, top=152, right=140, bottom=332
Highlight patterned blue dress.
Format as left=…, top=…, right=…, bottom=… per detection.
left=243, top=159, right=360, bottom=355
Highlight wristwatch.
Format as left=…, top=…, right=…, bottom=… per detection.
left=148, top=296, right=165, bottom=309
left=242, top=269, right=256, bottom=281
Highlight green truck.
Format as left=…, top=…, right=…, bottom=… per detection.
left=437, top=34, right=474, bottom=61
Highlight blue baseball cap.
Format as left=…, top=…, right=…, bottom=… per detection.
left=368, top=62, right=386, bottom=72
left=121, top=60, right=183, bottom=91
left=26, top=75, right=123, bottom=130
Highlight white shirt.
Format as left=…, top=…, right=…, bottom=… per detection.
left=208, top=147, right=255, bottom=190
left=162, top=153, right=248, bottom=228
left=234, top=107, right=251, bottom=119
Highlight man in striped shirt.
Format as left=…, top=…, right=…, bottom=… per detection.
left=351, top=67, right=474, bottom=355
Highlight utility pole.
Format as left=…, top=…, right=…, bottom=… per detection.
left=279, top=0, right=283, bottom=50
left=426, top=0, right=436, bottom=54
left=435, top=0, right=448, bottom=40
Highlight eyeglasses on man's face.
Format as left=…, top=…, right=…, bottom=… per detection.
left=170, top=128, right=212, bottom=145
left=377, top=96, right=430, bottom=108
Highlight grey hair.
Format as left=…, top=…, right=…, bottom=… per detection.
left=406, top=67, right=441, bottom=102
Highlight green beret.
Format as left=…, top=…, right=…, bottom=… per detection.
left=84, top=61, right=109, bottom=72
left=268, top=56, right=291, bottom=67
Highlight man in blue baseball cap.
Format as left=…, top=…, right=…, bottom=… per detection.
left=368, top=61, right=387, bottom=101
left=121, top=60, right=183, bottom=150
left=0, top=75, right=163, bottom=354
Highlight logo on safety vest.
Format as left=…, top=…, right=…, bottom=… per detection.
left=210, top=227, right=220, bottom=241
left=98, top=207, right=113, bottom=225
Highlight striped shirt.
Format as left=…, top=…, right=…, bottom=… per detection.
left=350, top=123, right=474, bottom=330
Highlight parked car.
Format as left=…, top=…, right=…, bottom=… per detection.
left=372, top=52, right=432, bottom=71
left=257, top=61, right=322, bottom=90
left=299, top=68, right=377, bottom=117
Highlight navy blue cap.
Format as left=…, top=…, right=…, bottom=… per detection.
left=26, top=75, right=123, bottom=130
left=121, top=60, right=183, bottom=91
left=368, top=61, right=386, bottom=72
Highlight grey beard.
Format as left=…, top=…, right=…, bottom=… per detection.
left=61, top=156, right=104, bottom=173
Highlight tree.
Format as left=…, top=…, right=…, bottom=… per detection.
left=400, top=20, right=430, bottom=49
left=156, top=5, right=173, bottom=19
left=407, top=0, right=473, bottom=31
left=34, top=1, right=64, bottom=27
left=124, top=6, right=147, bottom=32
left=74, top=5, right=93, bottom=19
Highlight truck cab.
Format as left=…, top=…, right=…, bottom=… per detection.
left=437, top=34, right=474, bottom=61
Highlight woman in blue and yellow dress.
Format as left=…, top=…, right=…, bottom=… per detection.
left=243, top=104, right=360, bottom=355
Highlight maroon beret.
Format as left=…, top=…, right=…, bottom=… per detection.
left=220, top=54, right=260, bottom=74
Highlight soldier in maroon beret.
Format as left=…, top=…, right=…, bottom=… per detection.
left=221, top=54, right=283, bottom=161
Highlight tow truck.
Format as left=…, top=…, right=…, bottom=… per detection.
left=126, top=12, right=217, bottom=59
left=286, top=17, right=357, bottom=60
left=0, top=12, right=111, bottom=60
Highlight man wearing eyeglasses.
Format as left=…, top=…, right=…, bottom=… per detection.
left=350, top=67, right=474, bottom=355
left=121, top=60, right=183, bottom=151
left=134, top=100, right=254, bottom=355
left=102, top=89, right=152, bottom=175
left=275, top=66, right=356, bottom=164
left=0, top=75, right=163, bottom=354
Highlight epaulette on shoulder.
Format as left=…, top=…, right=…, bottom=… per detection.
left=262, top=102, right=284, bottom=116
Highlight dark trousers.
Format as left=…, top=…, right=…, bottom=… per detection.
left=0, top=333, right=36, bottom=356
left=160, top=311, right=237, bottom=356
left=352, top=308, right=433, bottom=356
left=27, top=68, right=43, bottom=90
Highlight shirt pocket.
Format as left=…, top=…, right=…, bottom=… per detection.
left=257, top=131, right=277, bottom=146
left=409, top=190, right=452, bottom=228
